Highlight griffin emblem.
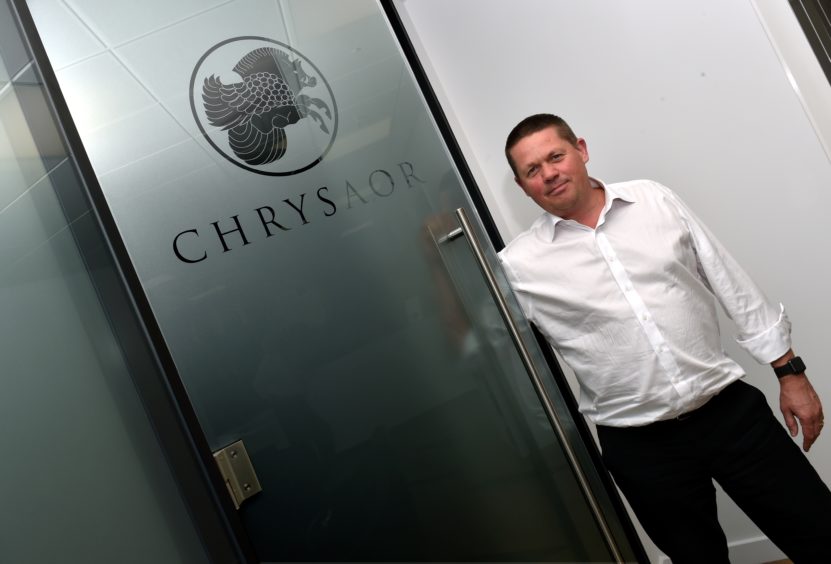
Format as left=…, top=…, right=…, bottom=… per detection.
left=201, top=47, right=332, bottom=166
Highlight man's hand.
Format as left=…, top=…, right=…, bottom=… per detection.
left=779, top=373, right=824, bottom=452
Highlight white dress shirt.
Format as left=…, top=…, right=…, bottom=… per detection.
left=498, top=179, right=791, bottom=427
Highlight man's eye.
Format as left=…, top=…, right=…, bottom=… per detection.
left=527, top=167, right=538, bottom=177
left=550, top=154, right=563, bottom=162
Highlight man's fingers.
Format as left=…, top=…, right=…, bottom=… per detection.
left=803, top=424, right=816, bottom=452
left=805, top=413, right=825, bottom=452
left=803, top=421, right=819, bottom=452
left=782, top=409, right=798, bottom=438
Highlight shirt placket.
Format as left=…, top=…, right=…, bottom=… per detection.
left=594, top=231, right=691, bottom=405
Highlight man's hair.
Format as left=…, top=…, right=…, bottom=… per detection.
left=505, top=114, right=578, bottom=176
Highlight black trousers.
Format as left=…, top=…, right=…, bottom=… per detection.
left=597, top=380, right=831, bottom=564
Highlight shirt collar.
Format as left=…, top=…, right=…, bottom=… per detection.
left=537, top=178, right=637, bottom=241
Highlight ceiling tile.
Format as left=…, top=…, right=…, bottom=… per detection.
left=28, top=0, right=106, bottom=70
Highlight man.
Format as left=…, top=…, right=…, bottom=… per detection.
left=498, top=114, right=831, bottom=563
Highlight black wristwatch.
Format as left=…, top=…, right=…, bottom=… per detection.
left=774, top=356, right=806, bottom=378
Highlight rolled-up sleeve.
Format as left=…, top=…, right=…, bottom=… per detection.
left=734, top=303, right=791, bottom=362
left=662, top=184, right=792, bottom=364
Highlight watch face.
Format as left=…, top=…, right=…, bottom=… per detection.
left=791, top=357, right=806, bottom=373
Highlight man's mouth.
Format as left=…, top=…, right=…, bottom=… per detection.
left=547, top=180, right=569, bottom=196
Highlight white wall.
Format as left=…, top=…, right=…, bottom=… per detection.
left=396, top=1, right=831, bottom=562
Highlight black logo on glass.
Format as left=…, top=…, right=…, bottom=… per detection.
left=190, top=37, right=337, bottom=176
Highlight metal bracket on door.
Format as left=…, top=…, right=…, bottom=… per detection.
left=212, top=440, right=263, bottom=510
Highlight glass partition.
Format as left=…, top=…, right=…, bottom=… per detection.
left=790, top=0, right=831, bottom=85
left=0, top=1, right=213, bottom=561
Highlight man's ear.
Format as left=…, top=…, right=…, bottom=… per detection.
left=576, top=138, right=589, bottom=164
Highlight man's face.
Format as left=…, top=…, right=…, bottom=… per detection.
left=510, top=127, right=592, bottom=219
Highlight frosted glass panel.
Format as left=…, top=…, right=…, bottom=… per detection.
left=28, top=0, right=637, bottom=561
left=0, top=13, right=208, bottom=563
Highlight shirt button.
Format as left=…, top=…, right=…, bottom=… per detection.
left=642, top=314, right=648, bottom=321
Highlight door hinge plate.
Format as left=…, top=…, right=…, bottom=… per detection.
left=212, top=439, right=262, bottom=510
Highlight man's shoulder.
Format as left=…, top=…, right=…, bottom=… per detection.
left=607, top=178, right=674, bottom=201
left=498, top=214, right=550, bottom=263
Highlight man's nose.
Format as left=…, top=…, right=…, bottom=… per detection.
left=541, top=163, right=559, bottom=180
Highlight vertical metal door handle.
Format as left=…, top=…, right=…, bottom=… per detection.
left=452, top=207, right=625, bottom=564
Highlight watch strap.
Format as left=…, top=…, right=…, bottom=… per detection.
left=774, top=356, right=806, bottom=378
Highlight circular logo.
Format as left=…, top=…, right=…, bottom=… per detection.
left=190, top=36, right=338, bottom=176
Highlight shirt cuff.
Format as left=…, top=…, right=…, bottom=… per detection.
left=734, top=303, right=792, bottom=364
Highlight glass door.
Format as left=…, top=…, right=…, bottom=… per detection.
left=23, top=0, right=641, bottom=561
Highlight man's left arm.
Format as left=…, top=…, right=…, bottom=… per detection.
left=773, top=349, right=825, bottom=452
left=659, top=182, right=824, bottom=450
